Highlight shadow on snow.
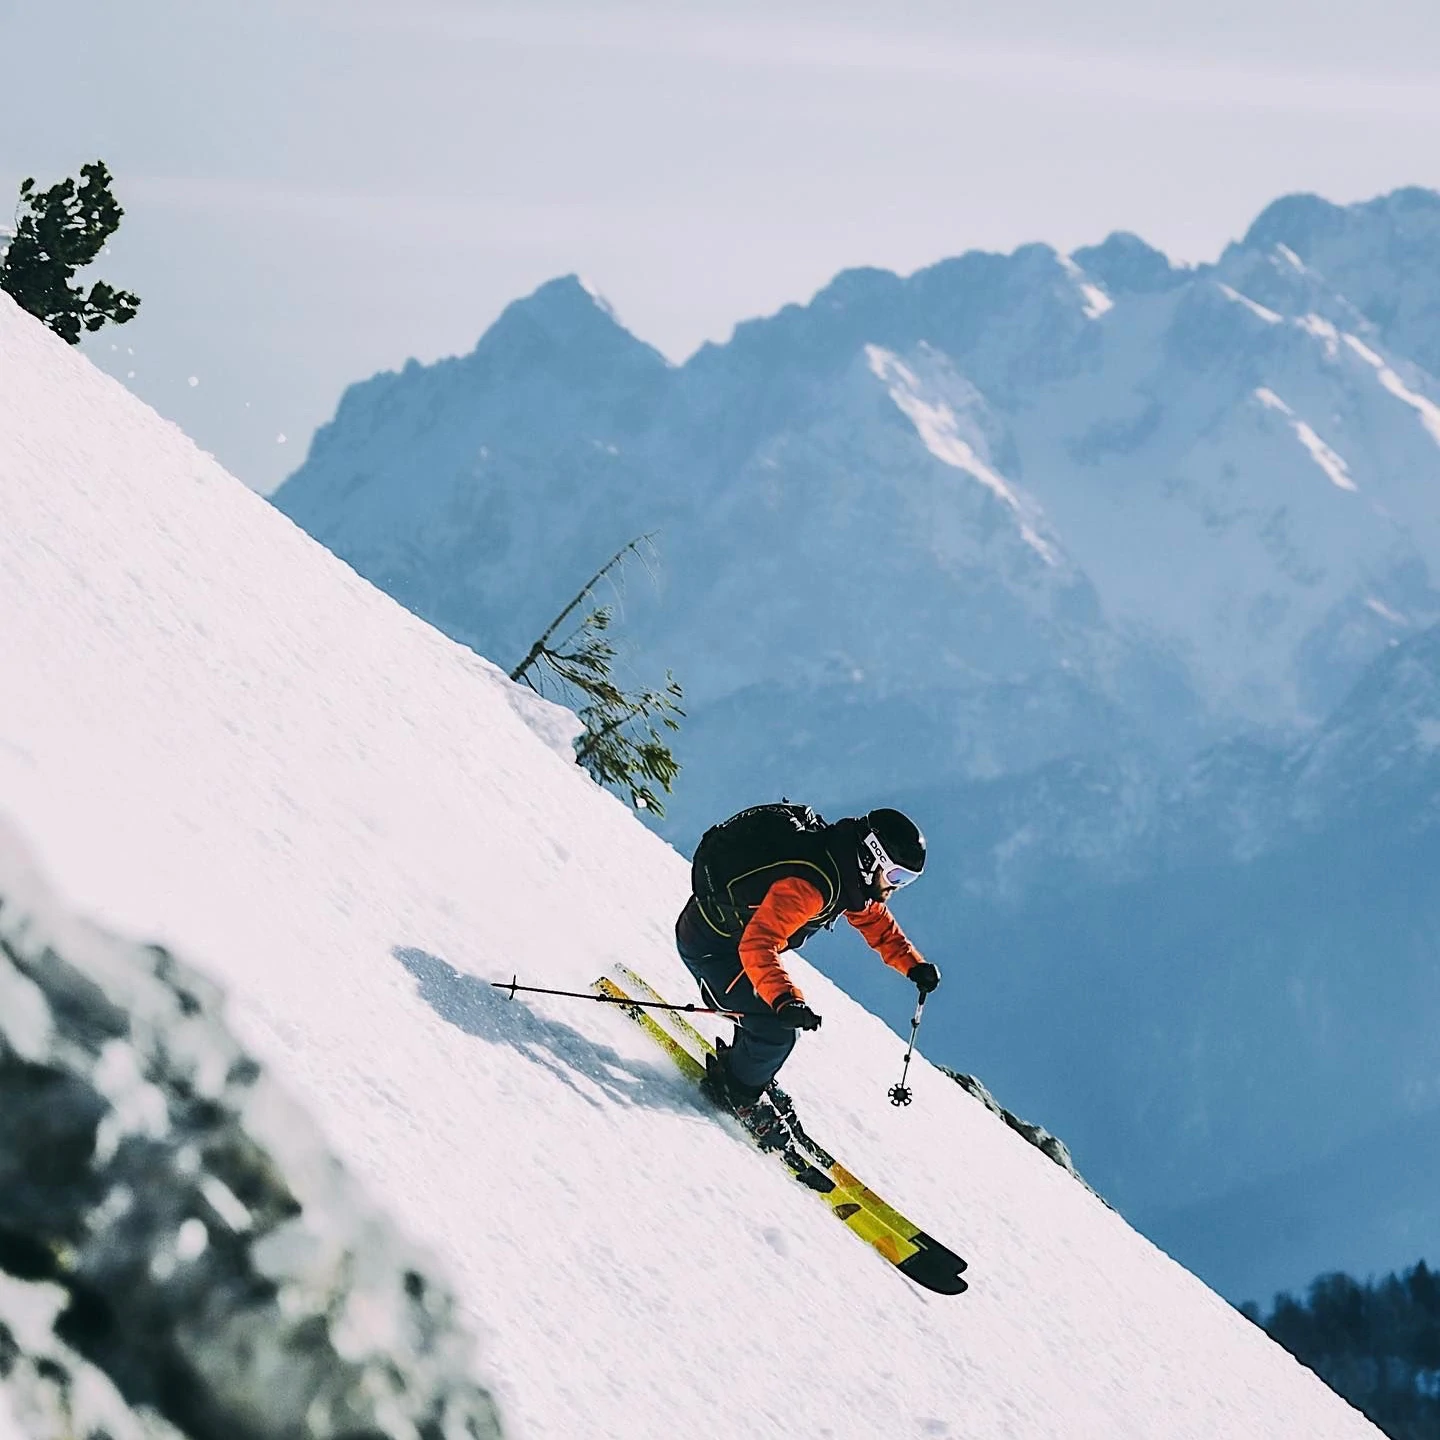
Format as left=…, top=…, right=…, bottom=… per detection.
left=392, top=945, right=701, bottom=1116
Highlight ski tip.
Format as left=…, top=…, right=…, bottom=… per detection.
left=910, top=1231, right=968, bottom=1274
left=900, top=1262, right=970, bottom=1296
left=897, top=1250, right=970, bottom=1295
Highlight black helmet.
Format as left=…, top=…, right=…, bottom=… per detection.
left=861, top=808, right=926, bottom=887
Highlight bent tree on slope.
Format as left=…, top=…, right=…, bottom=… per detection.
left=511, top=535, right=684, bottom=816
left=1, top=161, right=141, bottom=344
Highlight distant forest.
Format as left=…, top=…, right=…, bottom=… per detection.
left=1241, top=1261, right=1440, bottom=1439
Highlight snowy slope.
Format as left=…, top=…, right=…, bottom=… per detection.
left=0, top=293, right=1380, bottom=1437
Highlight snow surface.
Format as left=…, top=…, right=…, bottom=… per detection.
left=0, top=291, right=1380, bottom=1438
left=1058, top=254, right=1114, bottom=318
left=1344, top=333, right=1440, bottom=447
left=865, top=344, right=1062, bottom=566
left=1218, top=282, right=1283, bottom=325
left=1253, top=388, right=1359, bottom=492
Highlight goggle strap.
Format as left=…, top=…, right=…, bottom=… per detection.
left=862, top=830, right=893, bottom=875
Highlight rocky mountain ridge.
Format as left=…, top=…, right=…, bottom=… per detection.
left=275, top=187, right=1440, bottom=848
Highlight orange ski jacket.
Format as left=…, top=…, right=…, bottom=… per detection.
left=737, top=875, right=926, bottom=1010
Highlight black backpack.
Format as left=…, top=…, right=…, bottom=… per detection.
left=691, top=802, right=828, bottom=905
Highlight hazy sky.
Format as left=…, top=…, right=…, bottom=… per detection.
left=4, top=0, right=1439, bottom=493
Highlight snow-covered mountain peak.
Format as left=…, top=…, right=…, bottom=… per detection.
left=482, top=271, right=626, bottom=342
left=1245, top=185, right=1440, bottom=256
left=466, top=272, right=671, bottom=387
left=708, top=241, right=1108, bottom=382
left=812, top=263, right=909, bottom=312
left=910, top=241, right=1103, bottom=334
left=689, top=262, right=919, bottom=393
left=1234, top=185, right=1440, bottom=377
left=1071, top=231, right=1189, bottom=296
left=1242, top=190, right=1354, bottom=255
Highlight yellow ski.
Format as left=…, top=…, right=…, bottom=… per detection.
left=612, top=963, right=964, bottom=1256
left=593, top=968, right=967, bottom=1295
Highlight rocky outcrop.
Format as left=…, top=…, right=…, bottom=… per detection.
left=0, top=1268, right=189, bottom=1439
left=0, top=822, right=504, bottom=1440
left=940, top=1067, right=1105, bottom=1205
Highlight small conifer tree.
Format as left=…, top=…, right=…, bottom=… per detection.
left=1, top=161, right=141, bottom=344
left=511, top=536, right=684, bottom=816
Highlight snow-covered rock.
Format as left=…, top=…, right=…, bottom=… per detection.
left=0, top=1269, right=189, bottom=1440
left=941, top=1068, right=1097, bottom=1199
left=0, top=819, right=503, bottom=1440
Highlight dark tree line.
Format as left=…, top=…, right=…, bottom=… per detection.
left=1241, top=1261, right=1440, bottom=1439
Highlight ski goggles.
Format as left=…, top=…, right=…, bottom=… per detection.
left=879, top=863, right=921, bottom=889
left=862, top=831, right=921, bottom=890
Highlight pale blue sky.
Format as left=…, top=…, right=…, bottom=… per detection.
left=4, top=0, right=1439, bottom=492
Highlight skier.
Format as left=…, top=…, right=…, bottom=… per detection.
left=676, top=804, right=940, bottom=1118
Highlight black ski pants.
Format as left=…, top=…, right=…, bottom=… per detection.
left=675, top=897, right=796, bottom=1092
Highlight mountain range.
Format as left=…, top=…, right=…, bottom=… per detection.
left=272, top=186, right=1440, bottom=1301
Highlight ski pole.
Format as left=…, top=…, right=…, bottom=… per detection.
left=491, top=975, right=745, bottom=1020
left=888, top=992, right=928, bottom=1106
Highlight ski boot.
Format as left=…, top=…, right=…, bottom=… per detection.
left=704, top=1043, right=834, bottom=1192
left=761, top=1083, right=834, bottom=1169
left=702, top=1040, right=766, bottom=1116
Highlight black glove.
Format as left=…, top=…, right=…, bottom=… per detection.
left=909, top=962, right=941, bottom=997
left=774, top=998, right=823, bottom=1031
